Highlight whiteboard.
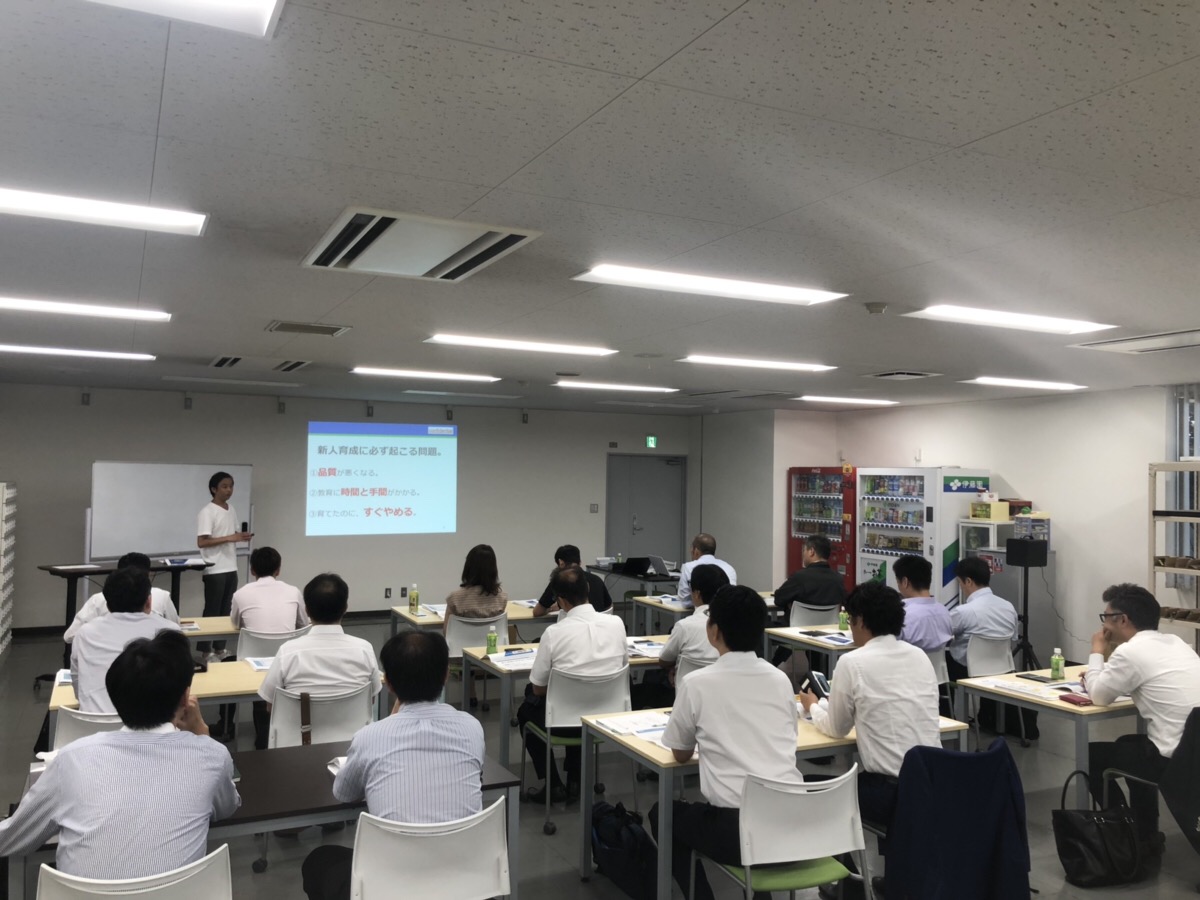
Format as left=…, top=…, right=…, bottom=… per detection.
left=90, top=462, right=254, bottom=560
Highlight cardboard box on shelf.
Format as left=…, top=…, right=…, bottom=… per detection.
left=970, top=501, right=1010, bottom=520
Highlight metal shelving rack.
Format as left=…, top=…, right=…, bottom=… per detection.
left=1148, top=462, right=1200, bottom=645
left=0, top=482, right=15, bottom=665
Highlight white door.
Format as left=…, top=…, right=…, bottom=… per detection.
left=605, top=455, right=687, bottom=562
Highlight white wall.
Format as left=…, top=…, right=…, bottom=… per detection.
left=834, top=387, right=1169, bottom=659
left=0, top=384, right=698, bottom=628
left=771, top=409, right=840, bottom=585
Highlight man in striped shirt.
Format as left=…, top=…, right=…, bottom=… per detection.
left=0, top=630, right=240, bottom=878
left=301, top=630, right=484, bottom=900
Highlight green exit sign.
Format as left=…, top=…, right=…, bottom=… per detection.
left=645, top=435, right=658, bottom=449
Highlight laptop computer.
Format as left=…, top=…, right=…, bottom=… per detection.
left=647, top=555, right=671, bottom=577
left=618, top=556, right=651, bottom=576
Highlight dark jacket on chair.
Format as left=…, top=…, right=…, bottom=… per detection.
left=1161, top=707, right=1200, bottom=857
left=886, top=738, right=1030, bottom=900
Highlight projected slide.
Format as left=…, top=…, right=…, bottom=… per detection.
left=306, top=422, right=457, bottom=536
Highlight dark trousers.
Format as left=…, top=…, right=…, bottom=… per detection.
left=302, top=845, right=352, bottom=900
left=858, top=771, right=900, bottom=832
left=517, top=686, right=579, bottom=785
left=198, top=571, right=238, bottom=653
left=649, top=800, right=768, bottom=900
left=252, top=700, right=271, bottom=750
left=1089, top=733, right=1168, bottom=837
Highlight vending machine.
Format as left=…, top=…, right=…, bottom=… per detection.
left=786, top=465, right=856, bottom=593
left=856, top=467, right=990, bottom=604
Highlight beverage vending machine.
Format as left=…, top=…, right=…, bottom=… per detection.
left=786, top=465, right=856, bottom=593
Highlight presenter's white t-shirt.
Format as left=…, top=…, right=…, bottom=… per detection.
left=197, top=502, right=238, bottom=575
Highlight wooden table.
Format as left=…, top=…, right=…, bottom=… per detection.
left=390, top=600, right=556, bottom=643
left=49, top=660, right=264, bottom=745
left=631, top=591, right=776, bottom=637
left=6, top=740, right=523, bottom=900
left=461, top=636, right=669, bottom=767
left=578, top=707, right=968, bottom=900
left=765, top=623, right=856, bottom=673
left=179, top=616, right=240, bottom=642
left=953, top=666, right=1139, bottom=807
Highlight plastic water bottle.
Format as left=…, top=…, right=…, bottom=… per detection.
left=1050, top=647, right=1065, bottom=681
left=486, top=626, right=499, bottom=655
left=409, top=583, right=419, bottom=615
left=838, top=608, right=849, bottom=631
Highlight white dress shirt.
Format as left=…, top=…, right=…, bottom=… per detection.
left=0, top=729, right=240, bottom=879
left=335, top=701, right=484, bottom=823
left=70, top=613, right=182, bottom=713
left=530, top=603, right=628, bottom=687
left=230, top=576, right=308, bottom=632
left=65, top=587, right=179, bottom=643
left=662, top=651, right=802, bottom=809
left=808, top=635, right=942, bottom=778
left=677, top=555, right=737, bottom=604
left=659, top=605, right=718, bottom=667
left=258, top=623, right=381, bottom=703
left=196, top=502, right=238, bottom=574
left=1087, top=629, right=1200, bottom=757
left=947, top=587, right=1018, bottom=665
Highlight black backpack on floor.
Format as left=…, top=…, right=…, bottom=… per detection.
left=591, top=801, right=657, bottom=900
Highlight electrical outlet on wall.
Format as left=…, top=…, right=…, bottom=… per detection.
left=384, top=587, right=392, bottom=599
left=590, top=503, right=599, bottom=513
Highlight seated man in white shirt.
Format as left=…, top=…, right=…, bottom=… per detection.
left=945, top=557, right=1018, bottom=681
left=0, top=630, right=240, bottom=878
left=257, top=573, right=382, bottom=724
left=676, top=533, right=737, bottom=605
left=301, top=630, right=484, bottom=900
left=652, top=585, right=802, bottom=900
left=71, top=567, right=182, bottom=713
left=64, top=551, right=180, bottom=642
left=801, top=581, right=941, bottom=830
left=233, top=546, right=310, bottom=748
left=1085, top=584, right=1200, bottom=847
left=659, top=563, right=730, bottom=680
left=518, top=565, right=628, bottom=803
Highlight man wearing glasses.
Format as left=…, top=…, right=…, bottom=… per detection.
left=1085, top=584, right=1200, bottom=856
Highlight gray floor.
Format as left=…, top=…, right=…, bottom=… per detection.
left=2, top=628, right=1198, bottom=899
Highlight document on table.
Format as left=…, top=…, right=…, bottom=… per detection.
left=628, top=639, right=665, bottom=659
left=489, top=649, right=536, bottom=671
left=423, top=604, right=448, bottom=617
left=595, top=711, right=670, bottom=735
left=55, top=669, right=72, bottom=685
left=244, top=657, right=274, bottom=671
left=816, top=633, right=853, bottom=646
left=52, top=564, right=101, bottom=571
left=656, top=595, right=692, bottom=611
left=179, top=620, right=201, bottom=632
left=328, top=756, right=346, bottom=777
left=513, top=599, right=540, bottom=608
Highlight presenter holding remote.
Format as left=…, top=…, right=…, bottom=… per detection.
left=196, top=471, right=252, bottom=658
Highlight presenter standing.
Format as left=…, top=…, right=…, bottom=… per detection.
left=196, top=471, right=252, bottom=658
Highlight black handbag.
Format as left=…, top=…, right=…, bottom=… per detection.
left=1051, top=770, right=1145, bottom=887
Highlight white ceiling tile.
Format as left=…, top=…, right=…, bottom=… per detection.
left=157, top=4, right=634, bottom=185
left=0, top=0, right=166, bottom=134
left=969, top=60, right=1200, bottom=194
left=298, top=0, right=745, bottom=76
left=502, top=81, right=946, bottom=225
left=763, top=149, right=1179, bottom=263
left=647, top=0, right=1200, bottom=145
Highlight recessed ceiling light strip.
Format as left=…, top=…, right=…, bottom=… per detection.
left=555, top=380, right=677, bottom=393
left=574, top=264, right=845, bottom=306
left=0, top=187, right=206, bottom=235
left=426, top=333, right=616, bottom=356
left=963, top=376, right=1086, bottom=391
left=0, top=296, right=170, bottom=321
left=352, top=367, right=500, bottom=383
left=0, top=343, right=154, bottom=361
left=908, top=305, right=1113, bottom=335
left=682, top=354, right=834, bottom=372
left=796, top=395, right=897, bottom=406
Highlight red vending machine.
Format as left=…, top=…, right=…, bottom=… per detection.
left=786, top=464, right=857, bottom=593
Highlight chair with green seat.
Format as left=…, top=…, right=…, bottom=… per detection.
left=520, top=666, right=631, bottom=835
left=688, top=765, right=874, bottom=900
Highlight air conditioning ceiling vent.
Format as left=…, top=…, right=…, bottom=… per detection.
left=303, top=208, right=540, bottom=282
left=266, top=321, right=350, bottom=337
left=1073, top=329, right=1200, bottom=354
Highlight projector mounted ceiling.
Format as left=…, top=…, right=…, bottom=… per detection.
left=303, top=209, right=540, bottom=282
left=1072, top=329, right=1200, bottom=354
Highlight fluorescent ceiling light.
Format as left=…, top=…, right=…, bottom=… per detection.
left=82, top=0, right=285, bottom=37
left=574, top=264, right=846, bottom=306
left=0, top=188, right=206, bottom=235
left=0, top=296, right=170, bottom=322
left=403, top=390, right=524, bottom=400
left=797, top=395, right=898, bottom=406
left=162, top=376, right=301, bottom=388
left=908, top=304, right=1114, bottom=335
left=0, top=343, right=154, bottom=361
left=682, top=354, right=834, bottom=372
left=426, top=333, right=616, bottom=356
left=597, top=400, right=703, bottom=409
left=555, top=380, right=677, bottom=393
left=352, top=367, right=499, bottom=383
left=963, top=376, right=1086, bottom=391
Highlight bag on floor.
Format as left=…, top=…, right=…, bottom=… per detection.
left=1051, top=770, right=1149, bottom=887
left=591, top=801, right=656, bottom=900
